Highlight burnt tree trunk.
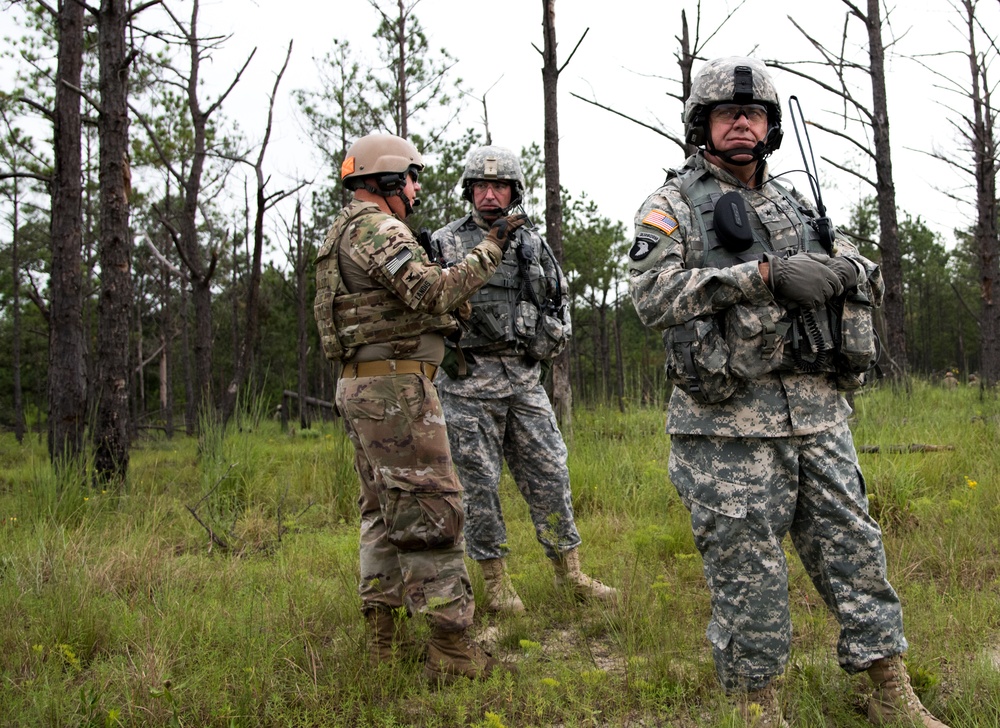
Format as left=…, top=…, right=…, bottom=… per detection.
left=93, top=0, right=134, bottom=484
left=48, top=0, right=87, bottom=467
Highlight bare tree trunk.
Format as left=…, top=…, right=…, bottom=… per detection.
left=613, top=294, right=625, bottom=413
left=864, top=0, right=907, bottom=378
left=180, top=274, right=195, bottom=435
left=93, top=0, right=134, bottom=484
left=540, top=0, right=576, bottom=432
left=961, top=0, right=1000, bottom=385
left=395, top=0, right=408, bottom=137
left=222, top=42, right=294, bottom=425
left=11, top=176, right=25, bottom=443
left=293, top=201, right=311, bottom=429
left=48, top=0, right=87, bottom=467
left=157, top=250, right=175, bottom=438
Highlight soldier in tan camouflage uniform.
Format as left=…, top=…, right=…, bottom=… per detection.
left=431, top=145, right=618, bottom=615
left=628, top=58, right=949, bottom=727
left=314, top=133, right=525, bottom=685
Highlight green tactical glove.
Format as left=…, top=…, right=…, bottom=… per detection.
left=826, top=257, right=859, bottom=292
left=485, top=213, right=528, bottom=253
left=766, top=252, right=844, bottom=309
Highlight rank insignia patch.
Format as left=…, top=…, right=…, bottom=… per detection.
left=641, top=209, right=679, bottom=236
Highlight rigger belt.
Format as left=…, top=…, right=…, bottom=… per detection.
left=340, top=360, right=438, bottom=380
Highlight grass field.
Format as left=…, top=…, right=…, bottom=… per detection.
left=0, top=380, right=998, bottom=727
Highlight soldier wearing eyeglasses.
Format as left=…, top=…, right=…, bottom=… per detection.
left=627, top=57, right=949, bottom=727
left=431, top=145, right=618, bottom=615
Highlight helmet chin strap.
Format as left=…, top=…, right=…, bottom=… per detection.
left=402, top=191, right=419, bottom=216
left=363, top=181, right=419, bottom=217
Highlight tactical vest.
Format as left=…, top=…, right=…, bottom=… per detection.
left=447, top=216, right=548, bottom=352
left=664, top=166, right=848, bottom=403
left=676, top=165, right=827, bottom=267
left=313, top=202, right=457, bottom=362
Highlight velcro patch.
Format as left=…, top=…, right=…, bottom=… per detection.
left=384, top=248, right=413, bottom=276
left=629, top=231, right=661, bottom=261
left=641, top=209, right=679, bottom=236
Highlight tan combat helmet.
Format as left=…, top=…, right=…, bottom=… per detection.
left=684, top=56, right=783, bottom=161
left=341, top=133, right=424, bottom=215
left=460, top=145, right=525, bottom=207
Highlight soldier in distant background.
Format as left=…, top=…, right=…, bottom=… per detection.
left=314, top=133, right=525, bottom=685
left=431, top=145, right=618, bottom=615
left=942, top=370, right=959, bottom=389
left=627, top=58, right=948, bottom=727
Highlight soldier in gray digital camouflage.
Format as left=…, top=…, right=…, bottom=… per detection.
left=627, top=58, right=949, bottom=727
left=314, top=133, right=526, bottom=685
left=431, top=145, right=618, bottom=615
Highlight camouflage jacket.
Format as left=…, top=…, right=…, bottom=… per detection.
left=432, top=212, right=571, bottom=397
left=314, top=200, right=504, bottom=361
left=628, top=152, right=883, bottom=437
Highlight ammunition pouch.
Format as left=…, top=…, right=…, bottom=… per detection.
left=664, top=316, right=738, bottom=404
left=830, top=285, right=879, bottom=389
left=527, top=309, right=569, bottom=361
left=724, top=301, right=791, bottom=380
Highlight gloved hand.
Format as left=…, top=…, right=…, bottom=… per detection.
left=485, top=213, right=528, bottom=253
left=826, top=257, right=859, bottom=291
left=766, top=252, right=844, bottom=309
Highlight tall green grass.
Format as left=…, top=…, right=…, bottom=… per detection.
left=0, top=380, right=996, bottom=726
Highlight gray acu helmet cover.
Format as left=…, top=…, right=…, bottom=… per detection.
left=460, top=145, right=525, bottom=206
left=684, top=56, right=783, bottom=158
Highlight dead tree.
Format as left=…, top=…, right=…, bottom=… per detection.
left=770, top=0, right=909, bottom=380
left=133, top=0, right=254, bottom=432
left=948, top=0, right=999, bottom=387
left=570, top=0, right=750, bottom=158
left=221, top=41, right=303, bottom=425
left=536, top=0, right=587, bottom=431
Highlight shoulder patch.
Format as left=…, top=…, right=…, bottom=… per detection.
left=641, top=209, right=679, bottom=236
left=383, top=248, right=413, bottom=276
left=629, top=231, right=661, bottom=261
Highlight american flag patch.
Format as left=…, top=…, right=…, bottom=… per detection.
left=642, top=209, right=679, bottom=236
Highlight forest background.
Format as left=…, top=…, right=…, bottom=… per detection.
left=0, top=2, right=999, bottom=724
left=0, top=0, right=998, bottom=478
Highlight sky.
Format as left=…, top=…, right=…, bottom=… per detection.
left=3, top=0, right=994, bottom=251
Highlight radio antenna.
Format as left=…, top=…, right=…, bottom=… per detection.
left=788, top=95, right=834, bottom=253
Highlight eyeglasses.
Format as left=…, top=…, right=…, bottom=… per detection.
left=471, top=180, right=511, bottom=194
left=709, top=104, right=769, bottom=124
left=407, top=168, right=419, bottom=183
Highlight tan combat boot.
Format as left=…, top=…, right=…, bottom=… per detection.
left=423, top=628, right=517, bottom=686
left=867, top=655, right=950, bottom=727
left=364, top=608, right=420, bottom=665
left=479, top=558, right=526, bottom=614
left=733, top=683, right=789, bottom=728
left=552, top=547, right=619, bottom=604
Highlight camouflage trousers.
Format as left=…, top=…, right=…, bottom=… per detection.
left=668, top=420, right=906, bottom=692
left=337, top=372, right=474, bottom=632
left=439, top=386, right=581, bottom=562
